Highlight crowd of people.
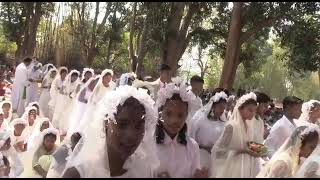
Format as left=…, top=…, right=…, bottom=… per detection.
left=0, top=56, right=319, bottom=178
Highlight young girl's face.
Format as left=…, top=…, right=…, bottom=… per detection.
left=43, top=134, right=57, bottom=152
left=40, top=121, right=50, bottom=132
left=239, top=104, right=257, bottom=120
left=32, top=105, right=40, bottom=115
left=102, top=74, right=112, bottom=87
left=161, top=99, right=188, bottom=136
left=309, top=105, right=320, bottom=123
left=84, top=72, right=93, bottom=82
left=50, top=71, right=57, bottom=78
left=14, top=124, right=25, bottom=136
left=2, top=104, right=10, bottom=114
left=212, top=101, right=227, bottom=118
left=299, top=137, right=318, bottom=158
left=71, top=74, right=79, bottom=83
left=106, top=97, right=145, bottom=159
left=28, top=110, right=37, bottom=125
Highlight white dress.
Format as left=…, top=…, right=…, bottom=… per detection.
left=26, top=66, right=42, bottom=105
left=39, top=77, right=54, bottom=119
left=186, top=90, right=203, bottom=133
left=156, top=131, right=200, bottom=178
left=190, top=116, right=225, bottom=169
left=2, top=146, right=24, bottom=177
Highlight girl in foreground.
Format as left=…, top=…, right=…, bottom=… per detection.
left=257, top=125, right=319, bottom=178
left=155, top=83, right=207, bottom=178
left=62, top=85, right=159, bottom=177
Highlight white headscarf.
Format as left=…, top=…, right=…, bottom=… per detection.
left=42, top=68, right=57, bottom=86
left=42, top=64, right=55, bottom=77
left=298, top=100, right=320, bottom=124
left=119, top=72, right=136, bottom=86
left=81, top=68, right=94, bottom=82
left=257, top=125, right=319, bottom=177
left=33, top=128, right=59, bottom=153
left=1, top=100, right=12, bottom=122
left=65, top=85, right=159, bottom=178
left=88, top=69, right=115, bottom=105
left=49, top=67, right=68, bottom=107
left=10, top=118, right=28, bottom=128
left=63, top=70, right=81, bottom=96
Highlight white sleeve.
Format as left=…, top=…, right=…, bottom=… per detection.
left=189, top=138, right=201, bottom=177
left=10, top=149, right=24, bottom=177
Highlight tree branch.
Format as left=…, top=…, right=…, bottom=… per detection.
left=129, top=2, right=137, bottom=61
left=96, top=3, right=112, bottom=35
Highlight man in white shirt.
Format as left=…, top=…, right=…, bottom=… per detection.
left=186, top=75, right=204, bottom=132
left=264, top=96, right=303, bottom=158
left=150, top=64, right=172, bottom=101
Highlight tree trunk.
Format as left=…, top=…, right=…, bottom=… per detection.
left=218, top=2, right=243, bottom=90
left=129, top=2, right=138, bottom=72
left=318, top=69, right=320, bottom=86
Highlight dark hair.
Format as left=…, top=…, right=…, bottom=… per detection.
left=239, top=98, right=257, bottom=110
left=160, top=64, right=171, bottom=72
left=60, top=69, right=68, bottom=74
left=190, top=75, right=204, bottom=84
left=156, top=93, right=188, bottom=146
left=237, top=89, right=246, bottom=98
left=155, top=121, right=187, bottom=145
left=71, top=132, right=82, bottom=145
left=23, top=57, right=32, bottom=63
left=2, top=156, right=9, bottom=167
left=301, top=130, right=319, bottom=147
left=103, top=72, right=112, bottom=77
left=282, top=96, right=303, bottom=110
left=116, top=96, right=145, bottom=117
left=207, top=98, right=227, bottom=119
left=255, top=91, right=271, bottom=104
left=71, top=72, right=79, bottom=77
left=44, top=133, right=57, bottom=141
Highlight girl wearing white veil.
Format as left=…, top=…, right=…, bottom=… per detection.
left=30, top=128, right=59, bottom=178
left=189, top=91, right=228, bottom=170
left=26, top=101, right=41, bottom=117
left=39, top=68, right=57, bottom=119
left=41, top=63, right=55, bottom=78
left=1, top=100, right=13, bottom=123
left=48, top=67, right=68, bottom=114
left=78, top=69, right=115, bottom=132
left=118, top=72, right=136, bottom=86
left=52, top=70, right=80, bottom=135
left=0, top=110, right=8, bottom=131
left=154, top=83, right=207, bottom=178
left=63, top=85, right=159, bottom=178
left=80, top=68, right=94, bottom=85
left=257, top=125, right=319, bottom=178
left=210, top=92, right=263, bottom=178
left=66, top=76, right=100, bottom=138
left=295, top=100, right=320, bottom=127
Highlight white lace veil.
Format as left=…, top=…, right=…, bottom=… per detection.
left=42, top=68, right=57, bottom=86
left=119, top=72, right=137, bottom=86
left=32, top=127, right=60, bottom=153
left=88, top=69, right=115, bottom=105
left=257, top=125, right=319, bottom=177
left=1, top=100, right=12, bottom=122
left=65, top=85, right=159, bottom=178
left=210, top=92, right=257, bottom=177
left=295, top=141, right=320, bottom=177
left=63, top=70, right=81, bottom=96
left=49, top=67, right=68, bottom=107
left=81, top=68, right=94, bottom=82
left=298, top=100, right=320, bottom=124
left=42, top=63, right=55, bottom=77
left=21, top=106, right=38, bottom=122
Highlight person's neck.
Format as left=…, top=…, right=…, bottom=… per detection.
left=107, top=145, right=128, bottom=177
left=284, top=112, right=294, bottom=123
left=13, top=131, right=20, bottom=137
left=191, top=89, right=198, bottom=97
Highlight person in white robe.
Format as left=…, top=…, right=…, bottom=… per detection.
left=155, top=83, right=208, bottom=178
left=66, top=76, right=99, bottom=138
left=26, top=61, right=43, bottom=105
left=0, top=110, right=8, bottom=131
left=48, top=67, right=68, bottom=115
left=39, top=68, right=57, bottom=119
left=62, top=86, right=159, bottom=178
left=189, top=91, right=228, bottom=170
left=264, top=96, right=303, bottom=158
left=257, top=125, right=319, bottom=178
left=52, top=70, right=81, bottom=135
left=31, top=128, right=59, bottom=178
left=295, top=100, right=320, bottom=127
left=11, top=57, right=33, bottom=116
left=21, top=106, right=40, bottom=149
left=210, top=92, right=264, bottom=178
left=9, top=118, right=28, bottom=153
left=185, top=75, right=203, bottom=133
left=0, top=130, right=24, bottom=177
left=78, top=69, right=115, bottom=132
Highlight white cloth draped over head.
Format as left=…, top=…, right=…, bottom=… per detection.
left=119, top=72, right=136, bottom=86
left=257, top=125, right=320, bottom=178
left=295, top=143, right=320, bottom=178
left=210, top=92, right=259, bottom=178
left=27, top=118, right=58, bottom=152
left=1, top=100, right=12, bottom=122
left=81, top=68, right=94, bottom=82
left=296, top=100, right=320, bottom=127
left=10, top=118, right=28, bottom=130
left=63, top=70, right=81, bottom=96
left=33, top=128, right=59, bottom=153
left=42, top=68, right=57, bottom=86
left=21, top=106, right=38, bottom=122
left=42, top=64, right=55, bottom=76
left=49, top=66, right=68, bottom=109
left=65, top=85, right=159, bottom=178
left=66, top=76, right=100, bottom=138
